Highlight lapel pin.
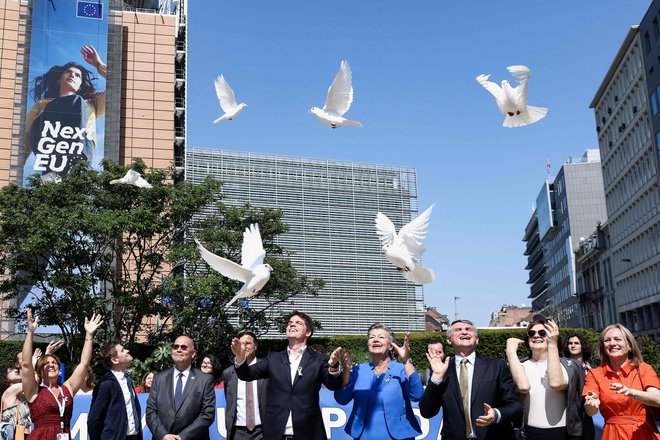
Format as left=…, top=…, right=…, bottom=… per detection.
left=385, top=374, right=392, bottom=383
left=297, top=367, right=303, bottom=377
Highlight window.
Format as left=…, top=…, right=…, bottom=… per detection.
left=652, top=92, right=658, bottom=115
left=644, top=32, right=652, bottom=54
left=654, top=17, right=660, bottom=39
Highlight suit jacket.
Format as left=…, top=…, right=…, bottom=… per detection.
left=88, top=370, right=143, bottom=440
left=235, top=347, right=342, bottom=440
left=146, top=367, right=215, bottom=440
left=222, top=359, right=268, bottom=435
left=419, top=354, right=522, bottom=440
left=334, top=360, right=424, bottom=439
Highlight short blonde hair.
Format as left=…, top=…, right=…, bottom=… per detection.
left=598, top=324, right=643, bottom=367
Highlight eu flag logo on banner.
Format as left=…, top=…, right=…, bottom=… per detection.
left=76, top=1, right=103, bottom=19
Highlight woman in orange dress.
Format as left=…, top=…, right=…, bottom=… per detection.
left=582, top=324, right=660, bottom=440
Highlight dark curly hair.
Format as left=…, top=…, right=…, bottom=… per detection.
left=0, top=362, right=20, bottom=395
left=563, top=333, right=592, bottom=363
left=31, top=62, right=98, bottom=101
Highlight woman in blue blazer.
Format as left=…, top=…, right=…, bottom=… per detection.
left=334, top=323, right=424, bottom=440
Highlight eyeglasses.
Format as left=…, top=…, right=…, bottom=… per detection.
left=527, top=329, right=547, bottom=338
left=172, top=344, right=189, bottom=351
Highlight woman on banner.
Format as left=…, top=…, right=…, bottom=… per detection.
left=334, top=323, right=424, bottom=440
left=25, top=45, right=106, bottom=179
left=583, top=324, right=660, bottom=440
left=20, top=308, right=103, bottom=440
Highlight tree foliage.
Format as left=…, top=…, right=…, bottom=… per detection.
left=0, top=160, right=323, bottom=363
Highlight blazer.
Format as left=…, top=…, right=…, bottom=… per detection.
left=419, top=354, right=522, bottom=440
left=88, top=371, right=143, bottom=440
left=146, top=367, right=215, bottom=440
left=334, top=361, right=424, bottom=439
left=222, top=360, right=268, bottom=435
left=235, top=347, right=342, bottom=440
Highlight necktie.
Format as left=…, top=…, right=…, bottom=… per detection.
left=124, top=373, right=141, bottom=431
left=245, top=380, right=256, bottom=431
left=460, top=358, right=471, bottom=437
left=174, top=372, right=183, bottom=409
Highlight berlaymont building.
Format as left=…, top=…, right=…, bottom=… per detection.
left=185, top=147, right=427, bottom=336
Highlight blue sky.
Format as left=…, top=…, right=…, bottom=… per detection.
left=187, top=1, right=651, bottom=326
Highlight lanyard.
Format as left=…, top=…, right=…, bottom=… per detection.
left=45, top=386, right=66, bottom=432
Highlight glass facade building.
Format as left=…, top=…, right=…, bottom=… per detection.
left=185, top=147, right=426, bottom=336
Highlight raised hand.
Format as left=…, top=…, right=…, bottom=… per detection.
left=46, top=340, right=64, bottom=355
left=426, top=352, right=451, bottom=381
left=340, top=349, right=352, bottom=369
left=585, top=391, right=600, bottom=409
left=26, top=308, right=39, bottom=333
left=476, top=402, right=496, bottom=427
left=84, top=313, right=103, bottom=335
left=544, top=320, right=560, bottom=345
left=81, top=45, right=104, bottom=68
left=31, top=347, right=42, bottom=367
left=391, top=331, right=411, bottom=362
left=231, top=337, right=246, bottom=363
left=328, top=347, right=343, bottom=367
left=506, top=337, right=525, bottom=353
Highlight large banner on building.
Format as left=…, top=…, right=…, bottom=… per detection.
left=22, top=0, right=108, bottom=184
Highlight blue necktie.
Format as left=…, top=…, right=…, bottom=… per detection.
left=124, top=373, right=141, bottom=431
left=174, top=372, right=183, bottom=409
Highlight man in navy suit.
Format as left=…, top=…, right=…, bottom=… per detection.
left=231, top=311, right=344, bottom=440
left=88, top=341, right=142, bottom=440
left=419, top=319, right=522, bottom=440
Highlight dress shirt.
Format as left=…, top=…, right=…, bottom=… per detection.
left=284, top=346, right=306, bottom=435
left=173, top=365, right=192, bottom=396
left=110, top=369, right=138, bottom=435
left=236, top=358, right=262, bottom=427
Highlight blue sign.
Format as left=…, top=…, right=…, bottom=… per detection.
left=69, top=390, right=605, bottom=439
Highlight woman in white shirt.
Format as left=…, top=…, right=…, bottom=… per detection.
left=506, top=319, right=570, bottom=440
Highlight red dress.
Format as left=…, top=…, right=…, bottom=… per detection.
left=28, top=386, right=73, bottom=440
left=582, top=361, right=660, bottom=440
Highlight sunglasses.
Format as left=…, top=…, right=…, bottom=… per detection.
left=527, top=329, right=547, bottom=338
left=172, top=344, right=189, bottom=351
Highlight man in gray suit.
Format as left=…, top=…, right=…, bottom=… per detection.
left=222, top=330, right=268, bottom=440
left=146, top=335, right=215, bottom=440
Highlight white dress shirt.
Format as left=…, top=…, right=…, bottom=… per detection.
left=284, top=346, right=306, bottom=436
left=110, top=370, right=138, bottom=435
left=173, top=365, right=192, bottom=397
left=236, top=358, right=262, bottom=427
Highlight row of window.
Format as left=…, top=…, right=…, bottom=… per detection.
left=595, top=41, right=642, bottom=129
left=599, top=82, right=646, bottom=160
left=601, top=117, right=651, bottom=188
left=616, top=260, right=660, bottom=308
left=613, top=220, right=660, bottom=276
left=608, top=185, right=659, bottom=248
left=604, top=149, right=657, bottom=224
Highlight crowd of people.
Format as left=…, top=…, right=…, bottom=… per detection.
left=0, top=309, right=659, bottom=440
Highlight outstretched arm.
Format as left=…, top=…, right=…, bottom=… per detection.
left=64, top=314, right=103, bottom=395
left=81, top=45, right=106, bottom=78
left=21, top=309, right=39, bottom=402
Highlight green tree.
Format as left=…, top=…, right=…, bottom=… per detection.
left=0, top=160, right=323, bottom=363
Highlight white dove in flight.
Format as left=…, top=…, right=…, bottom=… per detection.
left=476, top=65, right=548, bottom=128
left=309, top=60, right=363, bottom=128
left=109, top=169, right=152, bottom=188
left=195, top=224, right=273, bottom=309
left=213, top=74, right=247, bottom=123
left=375, top=204, right=435, bottom=284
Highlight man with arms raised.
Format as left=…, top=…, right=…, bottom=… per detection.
left=146, top=336, right=215, bottom=440
left=231, top=311, right=343, bottom=440
left=420, top=319, right=522, bottom=440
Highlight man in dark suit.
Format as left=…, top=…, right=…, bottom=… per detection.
left=88, top=341, right=142, bottom=440
left=223, top=330, right=268, bottom=440
left=231, top=311, right=344, bottom=440
left=419, top=319, right=522, bottom=440
left=146, top=335, right=215, bottom=440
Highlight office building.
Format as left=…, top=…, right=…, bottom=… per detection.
left=0, top=0, right=186, bottom=336
left=185, top=147, right=426, bottom=336
left=523, top=150, right=607, bottom=327
left=591, top=18, right=660, bottom=336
